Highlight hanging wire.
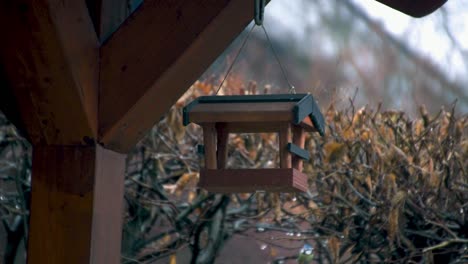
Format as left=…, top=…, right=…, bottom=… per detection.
left=261, top=24, right=296, bottom=94
left=215, top=23, right=256, bottom=95
left=216, top=0, right=295, bottom=95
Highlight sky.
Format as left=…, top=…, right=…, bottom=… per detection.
left=265, top=0, right=468, bottom=83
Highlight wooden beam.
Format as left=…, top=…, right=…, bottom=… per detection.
left=99, top=0, right=255, bottom=152
left=28, top=145, right=126, bottom=264
left=0, top=0, right=99, bottom=145
left=292, top=126, right=306, bottom=171
left=279, top=123, right=292, bottom=169
left=199, top=169, right=308, bottom=193
left=202, top=123, right=217, bottom=170
left=216, top=123, right=229, bottom=169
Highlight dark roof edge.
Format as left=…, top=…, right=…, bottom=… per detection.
left=183, top=94, right=326, bottom=136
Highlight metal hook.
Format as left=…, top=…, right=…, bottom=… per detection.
left=254, top=0, right=265, bottom=26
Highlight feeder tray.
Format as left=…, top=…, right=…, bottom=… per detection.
left=183, top=93, right=325, bottom=193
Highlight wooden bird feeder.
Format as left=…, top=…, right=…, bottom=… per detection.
left=183, top=93, right=325, bottom=193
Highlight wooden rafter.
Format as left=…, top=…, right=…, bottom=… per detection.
left=99, top=0, right=255, bottom=152
left=0, top=0, right=99, bottom=145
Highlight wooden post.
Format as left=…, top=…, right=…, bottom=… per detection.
left=27, top=144, right=126, bottom=264
left=202, top=123, right=217, bottom=169
left=292, top=126, right=306, bottom=171
left=216, top=123, right=229, bottom=169
left=279, top=123, right=292, bottom=169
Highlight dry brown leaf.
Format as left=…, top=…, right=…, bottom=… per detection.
left=270, top=247, right=278, bottom=257
left=167, top=108, right=185, bottom=141
left=414, top=119, right=424, bottom=137
left=388, top=208, right=399, bottom=242
left=360, top=129, right=371, bottom=142
left=174, top=172, right=199, bottom=195
left=308, top=200, right=318, bottom=210
left=379, top=126, right=395, bottom=142
left=323, top=194, right=332, bottom=204
left=391, top=144, right=409, bottom=164
left=391, top=190, right=406, bottom=208
left=365, top=175, right=373, bottom=195
left=256, top=192, right=265, bottom=212
left=187, top=190, right=196, bottom=203
left=328, top=236, right=341, bottom=264
left=423, top=158, right=439, bottom=188
left=343, top=127, right=355, bottom=141
left=195, top=80, right=213, bottom=95
left=271, top=193, right=283, bottom=222
left=352, top=107, right=366, bottom=125
left=324, top=142, right=347, bottom=163
left=169, top=254, right=177, bottom=264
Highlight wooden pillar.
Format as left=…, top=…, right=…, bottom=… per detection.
left=279, top=123, right=292, bottom=168
left=27, top=144, right=126, bottom=264
left=216, top=123, right=229, bottom=169
left=202, top=123, right=217, bottom=169
left=292, top=126, right=306, bottom=171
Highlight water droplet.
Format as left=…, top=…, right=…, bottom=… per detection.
left=340, top=235, right=345, bottom=239
left=260, top=244, right=267, bottom=250
left=15, top=204, right=20, bottom=209
left=296, top=232, right=302, bottom=237
left=286, top=232, right=294, bottom=236
left=460, top=208, right=464, bottom=214
left=292, top=197, right=297, bottom=202
left=0, top=195, right=5, bottom=201
left=257, top=227, right=265, bottom=232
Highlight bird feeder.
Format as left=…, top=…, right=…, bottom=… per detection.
left=183, top=93, right=325, bottom=192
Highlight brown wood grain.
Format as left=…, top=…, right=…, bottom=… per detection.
left=90, top=145, right=126, bottom=263
left=187, top=103, right=317, bottom=132
left=188, top=102, right=294, bottom=124
left=28, top=145, right=125, bottom=264
left=199, top=169, right=308, bottom=192
left=99, top=0, right=256, bottom=152
left=0, top=0, right=99, bottom=145
left=203, top=123, right=217, bottom=170
left=279, top=123, right=292, bottom=169
left=216, top=123, right=229, bottom=169
left=292, top=125, right=306, bottom=171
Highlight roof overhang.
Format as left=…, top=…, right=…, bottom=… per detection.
left=375, top=0, right=448, bottom=17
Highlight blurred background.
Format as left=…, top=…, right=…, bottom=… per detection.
left=202, top=0, right=468, bottom=116
left=1, top=0, right=467, bottom=263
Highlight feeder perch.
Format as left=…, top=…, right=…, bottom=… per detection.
left=183, top=94, right=325, bottom=193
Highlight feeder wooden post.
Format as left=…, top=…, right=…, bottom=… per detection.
left=292, top=126, right=306, bottom=171
left=203, top=123, right=218, bottom=169
left=216, top=123, right=229, bottom=169
left=279, top=123, right=292, bottom=169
